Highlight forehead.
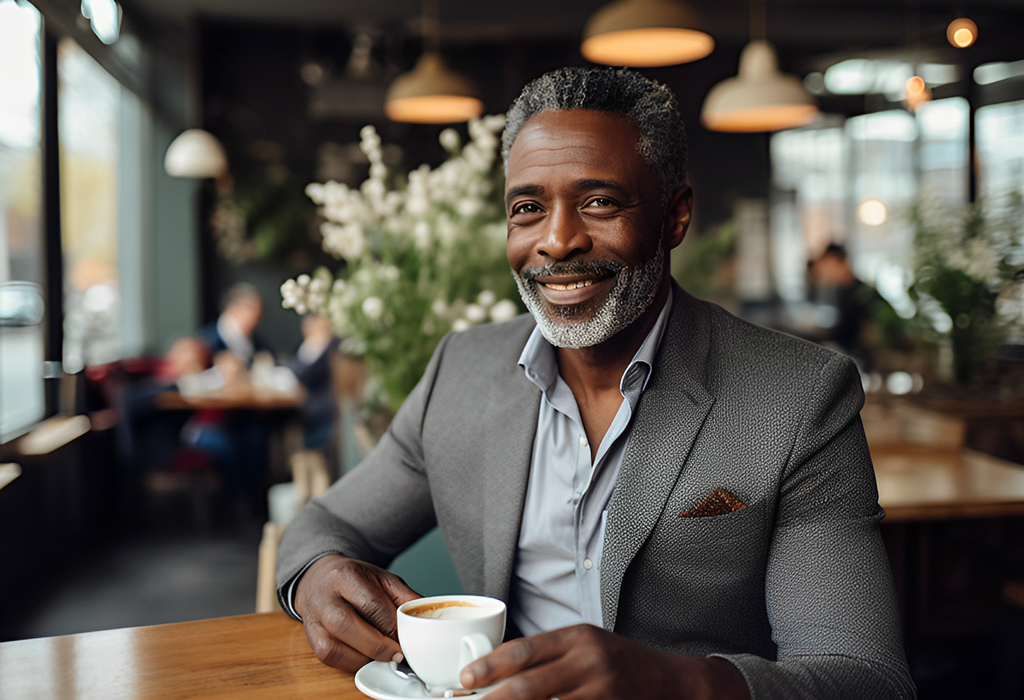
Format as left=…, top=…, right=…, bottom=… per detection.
left=506, top=109, right=649, bottom=187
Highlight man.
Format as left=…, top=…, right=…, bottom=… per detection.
left=197, top=282, right=268, bottom=368
left=277, top=67, right=914, bottom=699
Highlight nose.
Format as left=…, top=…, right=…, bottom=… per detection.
left=536, top=205, right=592, bottom=260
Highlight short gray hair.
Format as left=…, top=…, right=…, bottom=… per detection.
left=501, top=67, right=688, bottom=203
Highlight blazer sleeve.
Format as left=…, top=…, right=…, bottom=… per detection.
left=713, top=355, right=916, bottom=699
left=274, top=333, right=451, bottom=593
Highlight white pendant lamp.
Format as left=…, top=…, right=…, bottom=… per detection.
left=164, top=128, right=228, bottom=178
left=385, top=0, right=483, bottom=124
left=701, top=40, right=818, bottom=132
left=385, top=52, right=483, bottom=124
left=581, top=0, right=714, bottom=67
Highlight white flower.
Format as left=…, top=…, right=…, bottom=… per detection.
left=431, top=299, right=448, bottom=316
left=414, top=220, right=432, bottom=249
left=452, top=319, right=470, bottom=332
left=439, top=128, right=460, bottom=152
left=490, top=299, right=519, bottom=323
left=477, top=290, right=496, bottom=307
left=456, top=198, right=483, bottom=218
left=362, top=296, right=384, bottom=320
left=465, top=304, right=487, bottom=324
left=321, top=222, right=366, bottom=260
left=380, top=265, right=401, bottom=282
left=305, top=183, right=325, bottom=204
left=297, top=274, right=311, bottom=286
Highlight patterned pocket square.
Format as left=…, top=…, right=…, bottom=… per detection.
left=678, top=488, right=747, bottom=518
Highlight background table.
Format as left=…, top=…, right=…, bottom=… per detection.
left=873, top=444, right=1024, bottom=521
left=0, top=613, right=363, bottom=699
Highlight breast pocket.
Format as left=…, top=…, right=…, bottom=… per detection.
left=672, top=498, right=767, bottom=549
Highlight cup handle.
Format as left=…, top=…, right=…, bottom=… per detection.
left=458, top=632, right=494, bottom=678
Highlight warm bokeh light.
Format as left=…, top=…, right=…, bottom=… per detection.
left=857, top=198, right=888, bottom=226
left=947, top=18, right=977, bottom=49
left=905, top=75, right=926, bottom=96
left=384, top=95, right=484, bottom=124
left=904, top=75, right=931, bottom=112
left=581, top=28, right=714, bottom=67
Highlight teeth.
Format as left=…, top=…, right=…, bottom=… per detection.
left=545, top=280, right=594, bottom=291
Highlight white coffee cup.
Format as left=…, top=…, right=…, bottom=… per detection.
left=397, top=594, right=506, bottom=691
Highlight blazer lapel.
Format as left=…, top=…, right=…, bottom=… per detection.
left=480, top=334, right=542, bottom=603
left=600, top=287, right=715, bottom=631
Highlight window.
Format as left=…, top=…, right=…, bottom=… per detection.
left=977, top=99, right=1024, bottom=201
left=0, top=0, right=46, bottom=441
left=58, top=38, right=122, bottom=373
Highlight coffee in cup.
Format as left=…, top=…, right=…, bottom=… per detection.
left=397, top=595, right=506, bottom=691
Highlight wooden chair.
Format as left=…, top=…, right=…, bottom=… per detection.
left=255, top=450, right=332, bottom=613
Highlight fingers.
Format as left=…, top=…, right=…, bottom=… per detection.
left=297, top=556, right=418, bottom=669
left=470, top=660, right=578, bottom=700
left=317, top=595, right=403, bottom=663
left=303, top=619, right=372, bottom=673
left=461, top=632, right=563, bottom=688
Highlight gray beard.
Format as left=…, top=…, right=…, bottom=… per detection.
left=513, top=245, right=665, bottom=349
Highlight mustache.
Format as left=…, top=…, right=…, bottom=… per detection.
left=519, top=259, right=623, bottom=283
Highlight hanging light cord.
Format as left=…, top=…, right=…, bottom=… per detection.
left=422, top=0, right=440, bottom=53
left=749, top=0, right=767, bottom=41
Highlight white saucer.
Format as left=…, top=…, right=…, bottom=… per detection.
left=354, top=660, right=499, bottom=699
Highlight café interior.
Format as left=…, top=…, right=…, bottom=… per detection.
left=2, top=0, right=1024, bottom=697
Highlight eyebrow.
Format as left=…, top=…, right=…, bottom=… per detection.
left=505, top=179, right=631, bottom=208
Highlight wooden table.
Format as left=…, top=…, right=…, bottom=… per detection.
left=873, top=444, right=1024, bottom=521
left=0, top=613, right=364, bottom=700
left=156, top=386, right=305, bottom=411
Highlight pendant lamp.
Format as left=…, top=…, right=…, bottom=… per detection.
left=164, top=128, right=228, bottom=178
left=581, top=0, right=714, bottom=67
left=385, top=0, right=483, bottom=124
left=701, top=0, right=817, bottom=133
left=385, top=52, right=483, bottom=123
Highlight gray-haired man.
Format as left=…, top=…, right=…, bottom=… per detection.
left=277, top=67, right=915, bottom=700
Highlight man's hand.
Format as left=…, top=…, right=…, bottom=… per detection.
left=460, top=624, right=750, bottom=700
left=294, top=554, right=421, bottom=672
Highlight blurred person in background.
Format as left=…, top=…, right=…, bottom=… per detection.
left=285, top=314, right=341, bottom=452
left=807, top=243, right=887, bottom=369
left=197, top=282, right=270, bottom=368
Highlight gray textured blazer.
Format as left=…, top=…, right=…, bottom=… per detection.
left=277, top=284, right=915, bottom=699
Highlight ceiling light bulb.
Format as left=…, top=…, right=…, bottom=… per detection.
left=385, top=53, right=484, bottom=124
left=701, top=40, right=818, bottom=132
left=164, top=129, right=228, bottom=179
left=946, top=18, right=977, bottom=49
left=581, top=0, right=714, bottom=67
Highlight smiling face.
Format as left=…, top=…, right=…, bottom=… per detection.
left=505, top=109, right=690, bottom=349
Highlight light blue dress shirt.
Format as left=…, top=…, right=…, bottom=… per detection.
left=510, top=290, right=672, bottom=637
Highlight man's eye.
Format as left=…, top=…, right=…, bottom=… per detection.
left=511, top=202, right=541, bottom=215
left=587, top=197, right=617, bottom=208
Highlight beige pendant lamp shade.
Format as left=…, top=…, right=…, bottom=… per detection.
left=164, top=128, right=228, bottom=178
left=701, top=40, right=818, bottom=132
left=385, top=52, right=484, bottom=124
left=581, top=0, right=714, bottom=67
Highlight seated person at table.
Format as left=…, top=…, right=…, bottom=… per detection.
left=197, top=282, right=270, bottom=367
left=119, top=337, right=211, bottom=472
left=276, top=67, right=914, bottom=700
left=285, top=314, right=341, bottom=451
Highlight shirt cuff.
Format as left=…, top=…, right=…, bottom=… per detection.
left=279, top=552, right=339, bottom=621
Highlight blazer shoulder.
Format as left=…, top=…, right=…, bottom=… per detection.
left=440, top=313, right=536, bottom=367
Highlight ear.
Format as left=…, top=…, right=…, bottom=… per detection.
left=663, top=186, right=693, bottom=250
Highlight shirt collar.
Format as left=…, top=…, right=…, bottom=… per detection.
left=518, top=287, right=673, bottom=403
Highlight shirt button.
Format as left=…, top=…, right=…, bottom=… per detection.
left=583, top=558, right=594, bottom=570
left=579, top=435, right=589, bottom=447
